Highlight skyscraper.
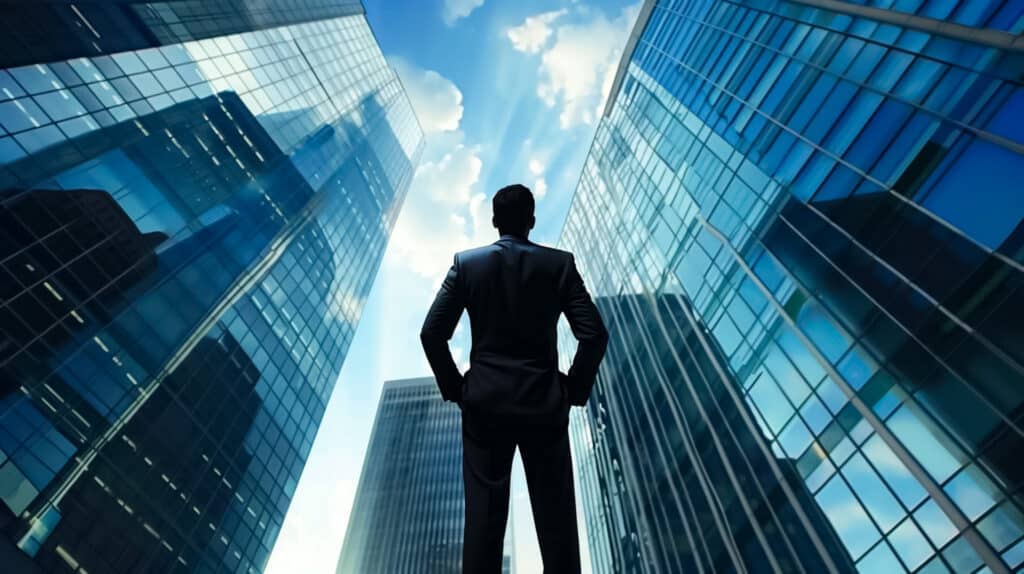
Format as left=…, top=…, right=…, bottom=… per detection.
left=560, top=1, right=1024, bottom=573
left=0, top=2, right=423, bottom=572
left=337, top=377, right=514, bottom=574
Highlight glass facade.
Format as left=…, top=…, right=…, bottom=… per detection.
left=559, top=1, right=1024, bottom=573
left=336, top=377, right=514, bottom=574
left=0, top=2, right=423, bottom=572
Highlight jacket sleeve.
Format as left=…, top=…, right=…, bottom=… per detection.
left=560, top=253, right=609, bottom=406
left=420, top=254, right=467, bottom=402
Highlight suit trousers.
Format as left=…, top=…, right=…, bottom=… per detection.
left=460, top=408, right=581, bottom=573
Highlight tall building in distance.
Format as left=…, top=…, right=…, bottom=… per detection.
left=560, top=1, right=1024, bottom=573
left=337, top=377, right=514, bottom=574
left=0, top=2, right=423, bottom=572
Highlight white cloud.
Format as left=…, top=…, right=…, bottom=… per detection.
left=390, top=57, right=464, bottom=134
left=414, top=144, right=482, bottom=206
left=536, top=3, right=641, bottom=129
left=533, top=177, right=548, bottom=199
left=386, top=143, right=493, bottom=280
left=443, top=0, right=485, bottom=26
left=525, top=155, right=548, bottom=199
left=506, top=9, right=566, bottom=54
left=528, top=158, right=544, bottom=175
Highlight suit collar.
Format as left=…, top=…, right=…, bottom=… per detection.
left=496, top=233, right=530, bottom=243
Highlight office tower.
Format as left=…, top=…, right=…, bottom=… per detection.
left=337, top=378, right=514, bottom=574
left=559, top=1, right=1024, bottom=573
left=0, top=2, right=424, bottom=572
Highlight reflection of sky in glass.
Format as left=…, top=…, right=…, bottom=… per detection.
left=778, top=416, right=813, bottom=457
left=914, top=499, right=958, bottom=548
left=748, top=372, right=791, bottom=434
left=815, top=474, right=880, bottom=559
left=889, top=518, right=931, bottom=570
left=817, top=376, right=850, bottom=414
left=944, top=465, right=997, bottom=521
left=857, top=540, right=902, bottom=571
left=766, top=344, right=812, bottom=405
left=886, top=405, right=962, bottom=483
left=861, top=435, right=925, bottom=508
left=836, top=349, right=875, bottom=391
left=796, top=303, right=851, bottom=364
left=842, top=453, right=903, bottom=531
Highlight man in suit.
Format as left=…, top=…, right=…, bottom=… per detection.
left=421, top=183, right=608, bottom=573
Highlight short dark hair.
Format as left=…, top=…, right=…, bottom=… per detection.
left=492, top=184, right=535, bottom=232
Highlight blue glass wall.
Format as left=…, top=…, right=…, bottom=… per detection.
left=0, top=1, right=365, bottom=69
left=560, top=1, right=1024, bottom=573
left=0, top=3, right=423, bottom=572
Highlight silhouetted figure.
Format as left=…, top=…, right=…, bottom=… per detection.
left=421, top=184, right=609, bottom=573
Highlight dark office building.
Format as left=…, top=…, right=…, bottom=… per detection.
left=27, top=331, right=264, bottom=573
left=337, top=378, right=514, bottom=574
left=560, top=1, right=1024, bottom=573
left=0, top=2, right=423, bottom=572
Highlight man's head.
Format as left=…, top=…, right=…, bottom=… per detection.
left=492, top=184, right=535, bottom=237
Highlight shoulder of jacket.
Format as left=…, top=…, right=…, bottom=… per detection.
left=455, top=244, right=496, bottom=264
left=524, top=241, right=571, bottom=258
left=546, top=246, right=574, bottom=263
left=533, top=245, right=575, bottom=273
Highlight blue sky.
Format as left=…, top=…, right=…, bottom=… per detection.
left=266, top=1, right=638, bottom=571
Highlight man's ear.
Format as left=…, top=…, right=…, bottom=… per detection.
left=529, top=215, right=536, bottom=230
left=492, top=216, right=498, bottom=229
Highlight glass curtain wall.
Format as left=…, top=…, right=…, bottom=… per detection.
left=560, top=1, right=1024, bottom=573
left=0, top=2, right=423, bottom=572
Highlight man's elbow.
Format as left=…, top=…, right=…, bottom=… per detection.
left=585, top=324, right=609, bottom=350
left=419, top=328, right=446, bottom=349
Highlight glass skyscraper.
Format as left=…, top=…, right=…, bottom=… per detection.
left=337, top=377, right=514, bottom=574
left=0, top=2, right=423, bottom=572
left=559, top=1, right=1024, bottom=573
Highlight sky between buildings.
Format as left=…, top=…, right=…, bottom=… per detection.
left=266, top=1, right=639, bottom=572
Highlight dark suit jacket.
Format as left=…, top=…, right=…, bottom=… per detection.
left=420, top=234, right=608, bottom=425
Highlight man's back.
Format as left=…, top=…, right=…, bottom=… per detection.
left=459, top=235, right=575, bottom=423
left=420, top=233, right=607, bottom=426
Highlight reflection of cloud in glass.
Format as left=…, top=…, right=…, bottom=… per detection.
left=861, top=435, right=926, bottom=507
left=944, top=466, right=997, bottom=521
left=815, top=475, right=880, bottom=559
left=887, top=405, right=963, bottom=483
left=913, top=500, right=958, bottom=548
left=841, top=453, right=903, bottom=532
left=888, top=518, right=931, bottom=570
